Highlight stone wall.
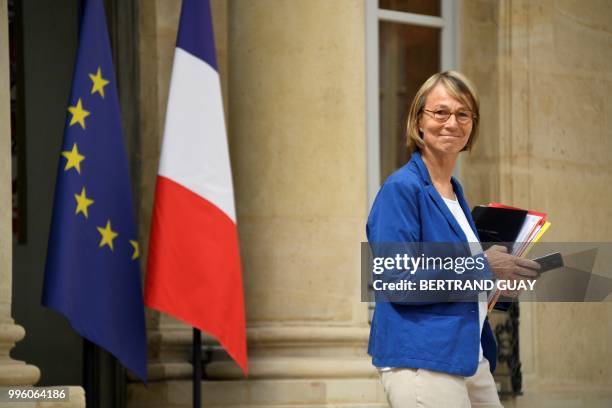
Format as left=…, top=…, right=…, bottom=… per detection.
left=460, top=0, right=612, bottom=402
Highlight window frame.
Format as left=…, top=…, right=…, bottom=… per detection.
left=365, top=0, right=460, bottom=208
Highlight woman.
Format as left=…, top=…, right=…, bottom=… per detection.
left=367, top=71, right=540, bottom=407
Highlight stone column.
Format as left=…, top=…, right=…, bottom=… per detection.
left=0, top=0, right=39, bottom=389
left=198, top=0, right=384, bottom=405
left=129, top=0, right=386, bottom=407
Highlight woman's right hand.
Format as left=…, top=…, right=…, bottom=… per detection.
left=484, top=244, right=540, bottom=281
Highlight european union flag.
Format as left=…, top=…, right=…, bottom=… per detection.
left=42, top=0, right=147, bottom=382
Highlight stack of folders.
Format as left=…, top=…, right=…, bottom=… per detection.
left=471, top=203, right=551, bottom=311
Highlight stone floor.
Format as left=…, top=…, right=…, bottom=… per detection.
left=501, top=390, right=612, bottom=408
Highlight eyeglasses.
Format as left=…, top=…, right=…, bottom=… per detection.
left=423, top=108, right=476, bottom=124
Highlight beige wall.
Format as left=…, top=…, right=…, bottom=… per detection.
left=461, top=0, right=612, bottom=398
left=459, top=0, right=501, bottom=206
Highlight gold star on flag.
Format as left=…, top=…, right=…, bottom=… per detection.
left=68, top=98, right=91, bottom=129
left=129, top=240, right=140, bottom=260
left=97, top=219, right=118, bottom=251
left=74, top=187, right=94, bottom=218
left=61, top=143, right=85, bottom=174
left=89, top=67, right=109, bottom=98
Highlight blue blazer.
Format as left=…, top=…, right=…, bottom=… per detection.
left=367, top=151, right=498, bottom=376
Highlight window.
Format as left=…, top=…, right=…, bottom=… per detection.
left=366, top=0, right=458, bottom=206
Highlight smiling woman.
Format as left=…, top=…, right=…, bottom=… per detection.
left=404, top=71, right=480, bottom=201
left=406, top=71, right=480, bottom=157
left=367, top=71, right=541, bottom=408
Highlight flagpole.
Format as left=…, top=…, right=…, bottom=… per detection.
left=83, top=339, right=100, bottom=408
left=193, top=328, right=202, bottom=408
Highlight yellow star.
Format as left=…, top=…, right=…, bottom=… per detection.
left=129, top=240, right=140, bottom=260
left=89, top=67, right=109, bottom=98
left=61, top=143, right=85, bottom=174
left=74, top=187, right=94, bottom=218
left=97, top=219, right=118, bottom=251
left=68, top=98, right=90, bottom=129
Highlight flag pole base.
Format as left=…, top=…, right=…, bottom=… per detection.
left=192, top=328, right=202, bottom=408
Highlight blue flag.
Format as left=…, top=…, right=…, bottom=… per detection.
left=42, top=0, right=147, bottom=382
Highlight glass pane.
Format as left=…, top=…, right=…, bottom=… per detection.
left=379, top=0, right=441, bottom=17
left=379, top=22, right=440, bottom=183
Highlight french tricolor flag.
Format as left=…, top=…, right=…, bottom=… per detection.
left=145, top=0, right=247, bottom=375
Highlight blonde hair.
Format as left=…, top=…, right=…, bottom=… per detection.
left=406, top=71, right=480, bottom=155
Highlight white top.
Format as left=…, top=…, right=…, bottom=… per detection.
left=442, top=196, right=487, bottom=362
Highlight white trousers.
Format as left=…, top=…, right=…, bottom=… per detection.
left=379, top=359, right=503, bottom=408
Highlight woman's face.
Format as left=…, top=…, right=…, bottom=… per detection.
left=419, top=84, right=473, bottom=157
